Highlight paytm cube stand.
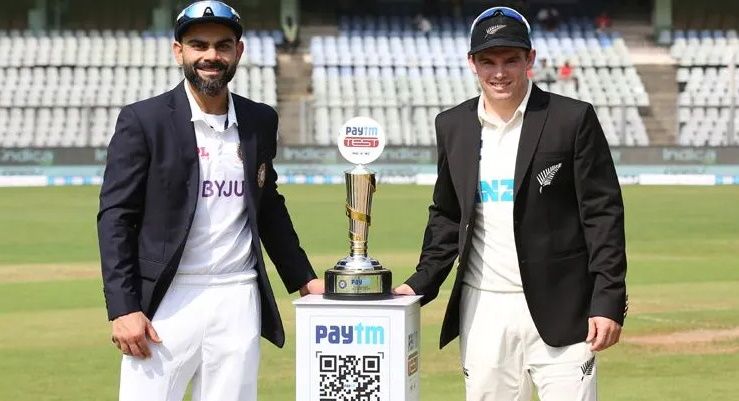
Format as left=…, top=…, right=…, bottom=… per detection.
left=294, top=295, right=422, bottom=401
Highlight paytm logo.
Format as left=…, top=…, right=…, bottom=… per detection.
left=343, top=125, right=380, bottom=148
left=345, top=126, right=378, bottom=136
left=315, top=323, right=385, bottom=345
left=476, top=179, right=514, bottom=203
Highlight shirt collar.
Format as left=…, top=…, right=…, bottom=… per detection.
left=184, top=80, right=238, bottom=131
left=477, top=79, right=533, bottom=128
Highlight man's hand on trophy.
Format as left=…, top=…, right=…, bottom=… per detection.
left=299, top=278, right=325, bottom=296
left=392, top=284, right=416, bottom=295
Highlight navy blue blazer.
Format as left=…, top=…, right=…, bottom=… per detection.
left=97, top=82, right=316, bottom=347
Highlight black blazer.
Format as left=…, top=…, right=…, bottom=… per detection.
left=97, top=82, right=316, bottom=347
left=405, top=85, right=627, bottom=348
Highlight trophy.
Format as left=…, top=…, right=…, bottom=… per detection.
left=324, top=117, right=392, bottom=300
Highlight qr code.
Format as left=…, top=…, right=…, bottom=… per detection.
left=318, top=353, right=382, bottom=401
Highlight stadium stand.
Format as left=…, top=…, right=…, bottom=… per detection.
left=672, top=30, right=739, bottom=146
left=4, top=9, right=735, bottom=150
left=309, top=15, right=650, bottom=147
left=0, top=29, right=278, bottom=148
left=670, top=29, right=738, bottom=67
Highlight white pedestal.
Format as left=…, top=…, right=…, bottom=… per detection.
left=294, top=295, right=423, bottom=401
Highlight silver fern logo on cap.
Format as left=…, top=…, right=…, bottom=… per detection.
left=485, top=25, right=507, bottom=37
left=536, top=162, right=562, bottom=193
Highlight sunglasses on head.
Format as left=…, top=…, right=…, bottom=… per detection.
left=176, top=1, right=240, bottom=24
left=470, top=6, right=532, bottom=34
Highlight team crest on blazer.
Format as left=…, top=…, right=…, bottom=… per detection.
left=536, top=162, right=562, bottom=193
left=257, top=163, right=266, bottom=188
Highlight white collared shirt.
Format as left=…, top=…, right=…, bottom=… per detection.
left=177, top=82, right=257, bottom=277
left=464, top=80, right=532, bottom=292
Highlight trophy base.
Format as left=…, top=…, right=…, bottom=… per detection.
left=324, top=259, right=392, bottom=300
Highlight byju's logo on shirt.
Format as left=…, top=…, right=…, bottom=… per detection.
left=201, top=180, right=246, bottom=197
left=476, top=179, right=514, bottom=203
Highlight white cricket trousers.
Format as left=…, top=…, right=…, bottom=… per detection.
left=119, top=271, right=261, bottom=401
left=460, top=284, right=597, bottom=401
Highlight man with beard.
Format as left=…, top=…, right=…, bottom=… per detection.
left=394, top=4, right=626, bottom=401
left=97, top=2, right=323, bottom=400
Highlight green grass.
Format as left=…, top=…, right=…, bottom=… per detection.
left=0, top=185, right=737, bottom=400
left=0, top=186, right=101, bottom=264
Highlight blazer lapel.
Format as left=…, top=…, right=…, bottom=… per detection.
left=514, top=85, right=550, bottom=198
left=459, top=99, right=482, bottom=216
left=234, top=97, right=259, bottom=217
left=169, top=82, right=198, bottom=199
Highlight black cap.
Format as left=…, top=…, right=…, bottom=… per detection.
left=469, top=13, right=531, bottom=55
left=174, top=1, right=243, bottom=41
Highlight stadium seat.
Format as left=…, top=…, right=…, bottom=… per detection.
left=0, top=29, right=278, bottom=147
left=305, top=15, right=654, bottom=145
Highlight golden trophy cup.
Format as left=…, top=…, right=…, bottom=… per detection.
left=324, top=117, right=392, bottom=300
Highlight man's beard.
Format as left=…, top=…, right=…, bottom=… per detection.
left=183, top=60, right=237, bottom=97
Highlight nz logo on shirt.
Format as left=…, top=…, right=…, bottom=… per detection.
left=476, top=179, right=514, bottom=203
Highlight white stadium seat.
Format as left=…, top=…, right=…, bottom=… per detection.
left=306, top=16, right=662, bottom=145
left=0, top=30, right=278, bottom=147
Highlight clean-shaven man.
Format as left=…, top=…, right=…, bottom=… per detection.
left=395, top=5, right=627, bottom=401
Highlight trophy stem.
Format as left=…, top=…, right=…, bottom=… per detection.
left=350, top=241, right=366, bottom=258
left=345, top=165, right=375, bottom=260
